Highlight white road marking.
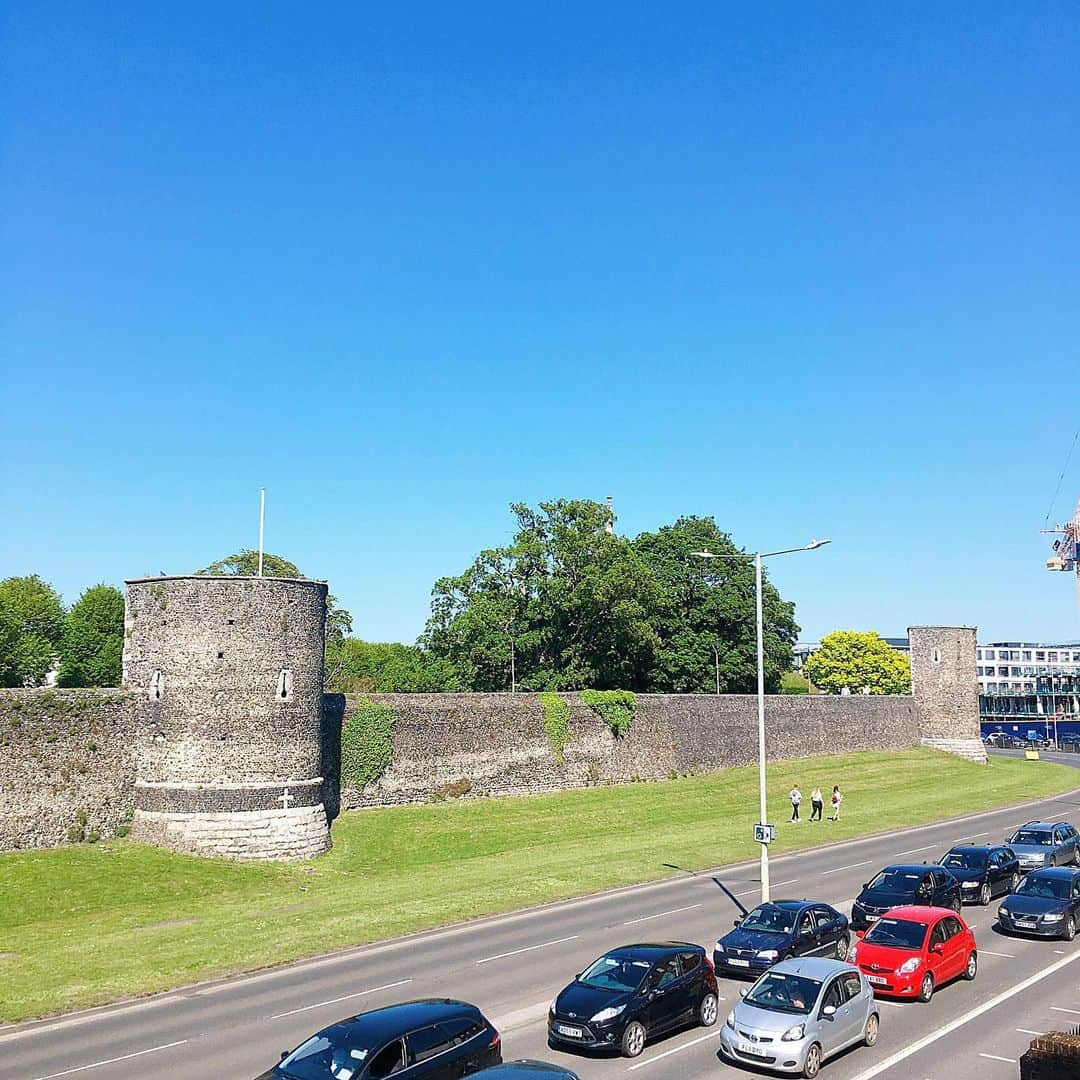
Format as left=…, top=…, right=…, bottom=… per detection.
left=874, top=999, right=905, bottom=1008
left=270, top=979, right=412, bottom=1019
left=31, top=1040, right=188, bottom=1079
left=1050, top=1005, right=1080, bottom=1015
left=771, top=878, right=800, bottom=887
left=492, top=999, right=554, bottom=1030
left=895, top=845, right=937, bottom=856
left=966, top=832, right=991, bottom=839
left=477, top=936, right=578, bottom=964
left=623, top=904, right=703, bottom=925
left=822, top=861, right=871, bottom=875
left=627, top=1030, right=718, bottom=1070
left=1016, top=1028, right=1044, bottom=1035
left=978, top=1053, right=1016, bottom=1063
left=845, top=948, right=1080, bottom=1080
left=979, top=950, right=1016, bottom=958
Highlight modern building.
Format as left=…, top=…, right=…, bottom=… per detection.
left=977, top=641, right=1080, bottom=738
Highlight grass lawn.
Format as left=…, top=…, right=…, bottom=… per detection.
left=2, top=748, right=1077, bottom=1023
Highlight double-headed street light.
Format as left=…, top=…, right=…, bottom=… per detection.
left=691, top=539, right=831, bottom=903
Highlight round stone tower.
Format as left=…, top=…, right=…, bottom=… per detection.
left=122, top=575, right=332, bottom=859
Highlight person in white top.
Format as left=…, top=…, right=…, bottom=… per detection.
left=789, top=784, right=802, bottom=822
left=829, top=785, right=843, bottom=821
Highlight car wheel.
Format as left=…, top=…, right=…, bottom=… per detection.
left=964, top=952, right=977, bottom=980
left=835, top=933, right=850, bottom=960
left=621, top=1021, right=646, bottom=1058
left=699, top=992, right=718, bottom=1028
left=979, top=883, right=991, bottom=906
left=864, top=1013, right=879, bottom=1047
left=918, top=973, right=935, bottom=1003
left=802, top=1043, right=822, bottom=1079
left=951, top=897, right=962, bottom=913
left=1063, top=916, right=1076, bottom=942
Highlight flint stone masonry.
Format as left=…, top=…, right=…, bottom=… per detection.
left=123, top=575, right=332, bottom=860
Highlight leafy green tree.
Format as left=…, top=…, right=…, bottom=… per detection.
left=803, top=630, right=912, bottom=695
left=422, top=500, right=660, bottom=691
left=325, top=638, right=460, bottom=692
left=0, top=575, right=66, bottom=687
left=198, top=549, right=353, bottom=643
left=57, top=584, right=125, bottom=687
left=632, top=516, right=798, bottom=693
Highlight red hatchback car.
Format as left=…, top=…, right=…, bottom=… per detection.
left=849, top=906, right=977, bottom=1002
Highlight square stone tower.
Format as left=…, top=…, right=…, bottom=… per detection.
left=908, top=625, right=987, bottom=763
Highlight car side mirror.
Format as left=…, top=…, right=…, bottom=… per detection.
left=931, top=943, right=943, bottom=955
left=281, top=1051, right=289, bottom=1061
left=855, top=930, right=865, bottom=940
left=861, top=882, right=869, bottom=890
left=739, top=987, right=747, bottom=998
left=822, top=1005, right=836, bottom=1020
left=733, top=918, right=741, bottom=927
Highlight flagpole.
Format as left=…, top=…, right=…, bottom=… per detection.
left=258, top=488, right=265, bottom=578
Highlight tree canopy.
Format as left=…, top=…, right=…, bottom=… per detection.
left=57, top=584, right=125, bottom=687
left=325, top=638, right=459, bottom=693
left=0, top=575, right=67, bottom=687
left=802, top=630, right=912, bottom=695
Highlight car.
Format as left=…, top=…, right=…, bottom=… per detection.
left=713, top=901, right=850, bottom=977
left=997, top=866, right=1080, bottom=939
left=256, top=999, right=501, bottom=1080
left=850, top=865, right=960, bottom=931
left=474, top=1062, right=580, bottom=1080
left=547, top=942, right=718, bottom=1057
left=938, top=845, right=1021, bottom=905
left=718, top=957, right=879, bottom=1078
left=849, top=906, right=977, bottom=1002
left=1004, top=821, right=1080, bottom=872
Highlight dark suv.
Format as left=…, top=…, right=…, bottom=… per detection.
left=1005, top=821, right=1080, bottom=872
left=713, top=899, right=850, bottom=976
left=850, top=865, right=960, bottom=931
left=548, top=942, right=718, bottom=1058
left=258, top=999, right=501, bottom=1080
left=938, top=845, right=1021, bottom=905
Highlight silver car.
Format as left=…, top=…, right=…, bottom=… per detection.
left=718, top=957, right=879, bottom=1078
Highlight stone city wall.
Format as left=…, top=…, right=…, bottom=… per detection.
left=334, top=692, right=920, bottom=808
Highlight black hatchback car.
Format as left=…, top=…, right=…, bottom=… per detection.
left=712, top=899, right=850, bottom=977
left=851, top=864, right=961, bottom=931
left=258, top=999, right=501, bottom=1080
left=475, top=1063, right=580, bottom=1080
left=548, top=942, right=718, bottom=1058
left=938, top=845, right=1021, bottom=906
left=998, top=867, right=1080, bottom=939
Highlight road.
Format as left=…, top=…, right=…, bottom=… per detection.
left=4, top=781, right=1080, bottom=1080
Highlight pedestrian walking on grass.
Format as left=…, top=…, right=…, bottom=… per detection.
left=789, top=784, right=802, bottom=822
left=829, top=785, right=843, bottom=821
left=810, top=786, right=824, bottom=822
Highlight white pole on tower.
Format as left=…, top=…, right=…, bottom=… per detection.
left=257, top=488, right=265, bottom=578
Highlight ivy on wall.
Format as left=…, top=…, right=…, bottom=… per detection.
left=579, top=689, right=636, bottom=737
left=341, top=698, right=397, bottom=789
left=539, top=692, right=570, bottom=761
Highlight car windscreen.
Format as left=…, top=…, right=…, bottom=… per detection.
left=743, top=972, right=821, bottom=1015
left=865, top=869, right=921, bottom=893
left=940, top=851, right=987, bottom=870
left=739, top=904, right=796, bottom=934
left=1010, top=830, right=1054, bottom=846
left=278, top=1030, right=371, bottom=1080
left=863, top=918, right=928, bottom=949
left=579, top=953, right=652, bottom=992
left=1016, top=876, right=1071, bottom=900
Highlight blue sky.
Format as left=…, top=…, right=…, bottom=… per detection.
left=2, top=3, right=1079, bottom=646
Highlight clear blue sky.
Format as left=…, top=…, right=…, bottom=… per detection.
left=3, top=3, right=1079, bottom=646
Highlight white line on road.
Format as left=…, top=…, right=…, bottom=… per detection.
left=822, top=861, right=871, bottom=875
left=845, top=947, right=1080, bottom=1080
left=1050, top=1006, right=1080, bottom=1015
left=966, top=832, right=991, bottom=838
left=895, top=845, right=937, bottom=856
left=477, top=936, right=578, bottom=965
left=627, top=1030, right=718, bottom=1070
left=1016, top=1028, right=1045, bottom=1035
left=492, top=999, right=554, bottom=1031
left=270, top=979, right=413, bottom=1019
left=979, top=950, right=1016, bottom=958
left=31, top=1040, right=188, bottom=1079
left=623, top=904, right=703, bottom=925
left=978, top=1053, right=1016, bottom=1063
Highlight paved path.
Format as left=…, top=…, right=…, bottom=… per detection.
left=5, top=782, right=1080, bottom=1080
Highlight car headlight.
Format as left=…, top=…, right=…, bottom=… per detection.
left=897, top=958, right=921, bottom=974
left=756, top=949, right=779, bottom=960
left=591, top=1005, right=626, bottom=1023
left=1042, top=913, right=1064, bottom=922
left=998, top=907, right=1008, bottom=917
left=726, top=1012, right=736, bottom=1031
left=714, top=940, right=725, bottom=953
left=845, top=943, right=858, bottom=962
left=1029, top=853, right=1046, bottom=862
left=781, top=1023, right=805, bottom=1042
left=549, top=999, right=556, bottom=1015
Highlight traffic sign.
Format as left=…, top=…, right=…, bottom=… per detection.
left=754, top=823, right=776, bottom=845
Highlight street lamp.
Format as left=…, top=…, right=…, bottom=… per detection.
left=691, top=539, right=831, bottom=903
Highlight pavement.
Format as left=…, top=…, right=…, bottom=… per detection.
left=5, top=774, right=1080, bottom=1080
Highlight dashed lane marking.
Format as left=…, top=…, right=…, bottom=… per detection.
left=623, top=904, right=703, bottom=925
left=979, top=950, right=1016, bottom=958
left=822, top=861, right=871, bottom=875
left=978, top=1053, right=1016, bottom=1063
left=895, top=845, right=937, bottom=856
left=270, top=979, right=412, bottom=1019
left=626, top=1030, right=718, bottom=1070
left=31, top=1040, right=188, bottom=1079
left=1016, top=1028, right=1044, bottom=1035
left=491, top=999, right=553, bottom=1031
left=477, top=936, right=578, bottom=965
left=1050, top=1006, right=1080, bottom=1015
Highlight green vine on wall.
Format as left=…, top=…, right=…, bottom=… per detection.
left=579, top=689, right=636, bottom=738
left=341, top=698, right=397, bottom=789
left=539, top=692, right=570, bottom=761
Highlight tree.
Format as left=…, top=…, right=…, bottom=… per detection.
left=422, top=500, right=660, bottom=690
left=198, top=549, right=353, bottom=643
left=803, top=630, right=912, bottom=695
left=632, top=516, right=799, bottom=693
left=325, top=638, right=460, bottom=693
left=0, top=575, right=66, bottom=687
left=57, top=584, right=125, bottom=687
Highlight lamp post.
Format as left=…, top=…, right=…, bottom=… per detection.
left=691, top=539, right=831, bottom=903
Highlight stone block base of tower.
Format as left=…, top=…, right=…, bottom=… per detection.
left=920, top=736, right=988, bottom=764
left=132, top=804, right=331, bottom=860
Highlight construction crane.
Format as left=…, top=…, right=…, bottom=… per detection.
left=1044, top=496, right=1080, bottom=611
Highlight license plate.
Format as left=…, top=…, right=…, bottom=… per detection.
left=1015, top=919, right=1036, bottom=928
left=737, top=1041, right=768, bottom=1057
left=729, top=958, right=750, bottom=967
left=556, top=1024, right=583, bottom=1038
left=865, top=914, right=879, bottom=922
left=867, top=975, right=887, bottom=986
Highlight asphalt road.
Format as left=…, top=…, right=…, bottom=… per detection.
left=5, top=780, right=1080, bottom=1080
